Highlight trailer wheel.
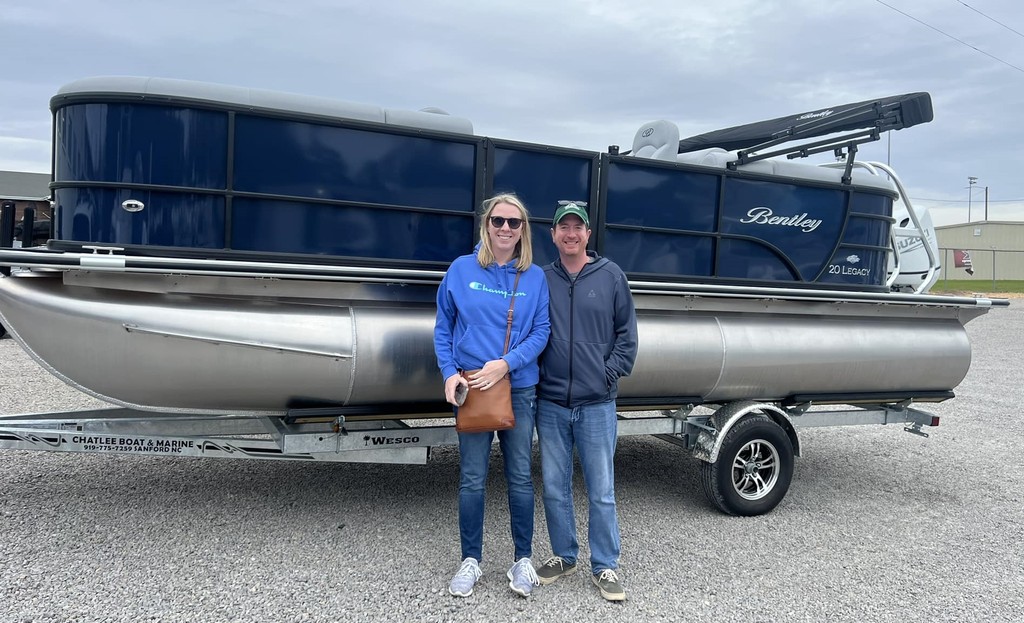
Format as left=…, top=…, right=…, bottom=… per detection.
left=700, top=414, right=794, bottom=516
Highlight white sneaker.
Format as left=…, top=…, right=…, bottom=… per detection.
left=449, top=557, right=482, bottom=597
left=507, top=557, right=540, bottom=597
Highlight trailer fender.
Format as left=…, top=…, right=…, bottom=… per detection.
left=693, top=400, right=800, bottom=464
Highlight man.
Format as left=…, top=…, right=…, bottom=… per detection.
left=535, top=200, right=638, bottom=602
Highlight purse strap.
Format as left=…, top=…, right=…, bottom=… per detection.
left=503, top=271, right=522, bottom=355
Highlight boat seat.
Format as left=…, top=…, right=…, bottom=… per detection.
left=772, top=160, right=896, bottom=192
left=56, top=76, right=477, bottom=136
left=677, top=148, right=775, bottom=175
left=631, top=120, right=680, bottom=161
left=676, top=147, right=897, bottom=192
left=676, top=147, right=731, bottom=167
left=383, top=107, right=474, bottom=134
left=626, top=118, right=896, bottom=192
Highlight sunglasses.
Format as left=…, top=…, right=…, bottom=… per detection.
left=489, top=216, right=523, bottom=230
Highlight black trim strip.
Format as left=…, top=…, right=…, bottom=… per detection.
left=617, top=396, right=704, bottom=408
left=782, top=390, right=955, bottom=406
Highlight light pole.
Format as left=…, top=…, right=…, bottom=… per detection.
left=967, top=176, right=978, bottom=222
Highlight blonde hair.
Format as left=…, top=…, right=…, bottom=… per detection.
left=476, top=193, right=533, bottom=271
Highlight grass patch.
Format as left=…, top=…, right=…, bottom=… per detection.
left=931, top=280, right=1024, bottom=294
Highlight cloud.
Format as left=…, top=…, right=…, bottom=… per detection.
left=0, top=137, right=51, bottom=174
left=1, top=0, right=1021, bottom=227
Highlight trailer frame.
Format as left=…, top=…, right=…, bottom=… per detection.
left=0, top=400, right=941, bottom=514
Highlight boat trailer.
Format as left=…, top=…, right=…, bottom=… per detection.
left=0, top=399, right=942, bottom=516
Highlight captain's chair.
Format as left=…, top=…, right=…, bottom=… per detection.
left=631, top=120, right=680, bottom=161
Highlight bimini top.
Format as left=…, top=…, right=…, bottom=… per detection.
left=51, top=76, right=474, bottom=136
left=677, top=92, right=933, bottom=154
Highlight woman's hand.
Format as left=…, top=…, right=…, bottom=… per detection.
left=444, top=373, right=469, bottom=406
left=466, top=359, right=510, bottom=391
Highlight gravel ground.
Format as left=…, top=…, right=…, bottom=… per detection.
left=1, top=302, right=1022, bottom=623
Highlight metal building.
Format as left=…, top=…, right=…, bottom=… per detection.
left=0, top=170, right=50, bottom=207
left=935, top=221, right=1024, bottom=281
left=0, top=170, right=51, bottom=246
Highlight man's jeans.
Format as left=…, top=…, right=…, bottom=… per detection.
left=537, top=398, right=620, bottom=573
left=457, top=386, right=536, bottom=563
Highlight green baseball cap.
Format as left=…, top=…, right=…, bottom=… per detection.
left=553, top=201, right=590, bottom=227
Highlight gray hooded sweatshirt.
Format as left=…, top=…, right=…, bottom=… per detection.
left=538, top=252, right=638, bottom=407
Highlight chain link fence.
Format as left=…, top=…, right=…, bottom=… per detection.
left=938, top=247, right=1024, bottom=288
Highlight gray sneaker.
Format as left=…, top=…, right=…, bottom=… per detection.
left=536, top=556, right=577, bottom=585
left=507, top=557, right=540, bottom=597
left=592, top=568, right=626, bottom=601
left=449, top=557, right=482, bottom=597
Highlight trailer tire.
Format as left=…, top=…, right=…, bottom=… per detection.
left=0, top=322, right=6, bottom=339
left=700, top=414, right=794, bottom=516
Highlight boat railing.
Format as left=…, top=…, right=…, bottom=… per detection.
left=0, top=245, right=1006, bottom=311
left=820, top=160, right=939, bottom=294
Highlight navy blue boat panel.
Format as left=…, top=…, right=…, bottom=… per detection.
left=54, top=188, right=225, bottom=248
left=231, top=198, right=472, bottom=262
left=54, top=104, right=228, bottom=189
left=491, top=147, right=594, bottom=222
left=233, top=116, right=476, bottom=212
left=716, top=238, right=798, bottom=281
left=604, top=230, right=714, bottom=276
left=824, top=192, right=891, bottom=285
left=603, top=161, right=718, bottom=232
left=819, top=248, right=888, bottom=286
left=721, top=178, right=844, bottom=281
left=531, top=222, right=559, bottom=267
left=849, top=191, right=892, bottom=217
left=842, top=214, right=889, bottom=248
left=46, top=98, right=896, bottom=290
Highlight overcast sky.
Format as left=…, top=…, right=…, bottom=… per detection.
left=2, top=0, right=1022, bottom=226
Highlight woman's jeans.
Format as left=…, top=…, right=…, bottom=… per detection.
left=457, top=385, right=536, bottom=563
left=536, top=398, right=620, bottom=573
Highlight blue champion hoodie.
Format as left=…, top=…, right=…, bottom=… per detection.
left=434, top=252, right=550, bottom=389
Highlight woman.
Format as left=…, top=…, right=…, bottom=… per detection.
left=434, top=193, right=550, bottom=598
